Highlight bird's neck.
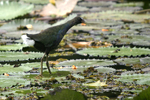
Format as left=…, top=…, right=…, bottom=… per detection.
left=61, top=19, right=79, bottom=35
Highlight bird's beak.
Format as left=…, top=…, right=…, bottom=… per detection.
left=81, top=20, right=86, bottom=26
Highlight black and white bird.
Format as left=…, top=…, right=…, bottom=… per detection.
left=21, top=14, right=85, bottom=76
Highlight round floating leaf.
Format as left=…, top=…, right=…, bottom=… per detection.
left=76, top=47, right=150, bottom=57
left=116, top=73, right=150, bottom=85
left=0, top=51, right=43, bottom=62
left=114, top=57, right=150, bottom=65
left=21, top=0, right=49, bottom=4
left=0, top=1, right=33, bottom=20
left=78, top=1, right=115, bottom=7
left=0, top=19, right=51, bottom=32
left=82, top=11, right=150, bottom=22
left=57, top=59, right=116, bottom=73
left=0, top=44, right=26, bottom=51
left=0, top=76, right=30, bottom=87
left=113, top=2, right=143, bottom=7
left=58, top=59, right=116, bottom=67
left=42, top=89, right=86, bottom=100
left=95, top=67, right=116, bottom=73
left=2, top=30, right=40, bottom=38
left=87, top=19, right=124, bottom=26
left=0, top=64, right=32, bottom=74
left=97, top=35, right=150, bottom=46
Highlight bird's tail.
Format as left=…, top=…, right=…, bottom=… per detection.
left=21, top=35, right=35, bottom=46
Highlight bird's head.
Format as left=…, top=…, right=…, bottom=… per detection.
left=75, top=16, right=86, bottom=26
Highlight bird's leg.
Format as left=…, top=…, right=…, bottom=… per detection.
left=40, top=53, right=46, bottom=76
left=46, top=54, right=51, bottom=74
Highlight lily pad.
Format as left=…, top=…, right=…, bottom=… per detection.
left=83, top=80, right=108, bottom=87
left=97, top=35, right=150, bottom=46
left=0, top=76, right=30, bottom=87
left=0, top=44, right=26, bottom=51
left=78, top=1, right=115, bottom=7
left=0, top=64, right=32, bottom=74
left=0, top=19, right=51, bottom=32
left=58, top=59, right=116, bottom=67
left=114, top=57, right=150, bottom=65
left=82, top=11, right=150, bottom=23
left=76, top=47, right=150, bottom=58
left=42, top=89, right=86, bottom=100
left=21, top=0, right=49, bottom=4
left=113, top=2, right=143, bottom=7
left=116, top=73, right=150, bottom=85
left=0, top=1, right=33, bottom=20
left=0, top=51, right=43, bottom=62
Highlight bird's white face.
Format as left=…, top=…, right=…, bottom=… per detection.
left=21, top=35, right=35, bottom=46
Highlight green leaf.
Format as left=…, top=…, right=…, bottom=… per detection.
left=0, top=44, right=26, bottom=51
left=42, top=89, right=86, bottom=100
left=0, top=1, right=33, bottom=20
left=76, top=47, right=150, bottom=57
left=0, top=51, right=43, bottom=62
left=0, top=19, right=51, bottom=32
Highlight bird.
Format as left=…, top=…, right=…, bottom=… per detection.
left=21, top=14, right=85, bottom=76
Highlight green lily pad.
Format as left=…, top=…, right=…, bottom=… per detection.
left=0, top=44, right=26, bottom=51
left=0, top=51, right=43, bottom=62
left=0, top=75, right=30, bottom=87
left=58, top=59, right=116, bottom=67
left=78, top=1, right=115, bottom=7
left=82, top=11, right=150, bottom=23
left=116, top=73, right=150, bottom=85
left=114, top=57, right=150, bottom=65
left=113, top=2, right=143, bottom=7
left=97, top=35, right=150, bottom=46
left=57, top=59, right=116, bottom=73
left=0, top=19, right=51, bottom=32
left=76, top=47, right=150, bottom=57
left=42, top=89, right=86, bottom=100
left=0, top=1, right=33, bottom=20
left=21, top=0, right=49, bottom=4
left=0, top=64, right=32, bottom=74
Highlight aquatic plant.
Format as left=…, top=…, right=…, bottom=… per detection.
left=0, top=1, right=33, bottom=20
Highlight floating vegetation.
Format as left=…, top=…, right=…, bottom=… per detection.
left=81, top=11, right=150, bottom=22
left=78, top=1, right=116, bottom=7
left=42, top=89, right=86, bottom=100
left=0, top=75, right=30, bottom=87
left=0, top=51, right=43, bottom=62
left=58, top=59, right=116, bottom=67
left=0, top=64, right=32, bottom=74
left=0, top=44, right=26, bottom=51
left=133, top=87, right=150, bottom=100
left=0, top=1, right=33, bottom=20
left=97, top=35, right=150, bottom=46
left=114, top=57, right=150, bottom=66
left=77, top=47, right=150, bottom=58
left=83, top=80, right=108, bottom=87
left=0, top=19, right=51, bottom=31
left=21, top=0, right=49, bottom=4
left=116, top=73, right=150, bottom=85
left=113, top=2, right=143, bottom=7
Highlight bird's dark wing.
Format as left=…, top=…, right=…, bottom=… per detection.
left=27, top=25, right=62, bottom=47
